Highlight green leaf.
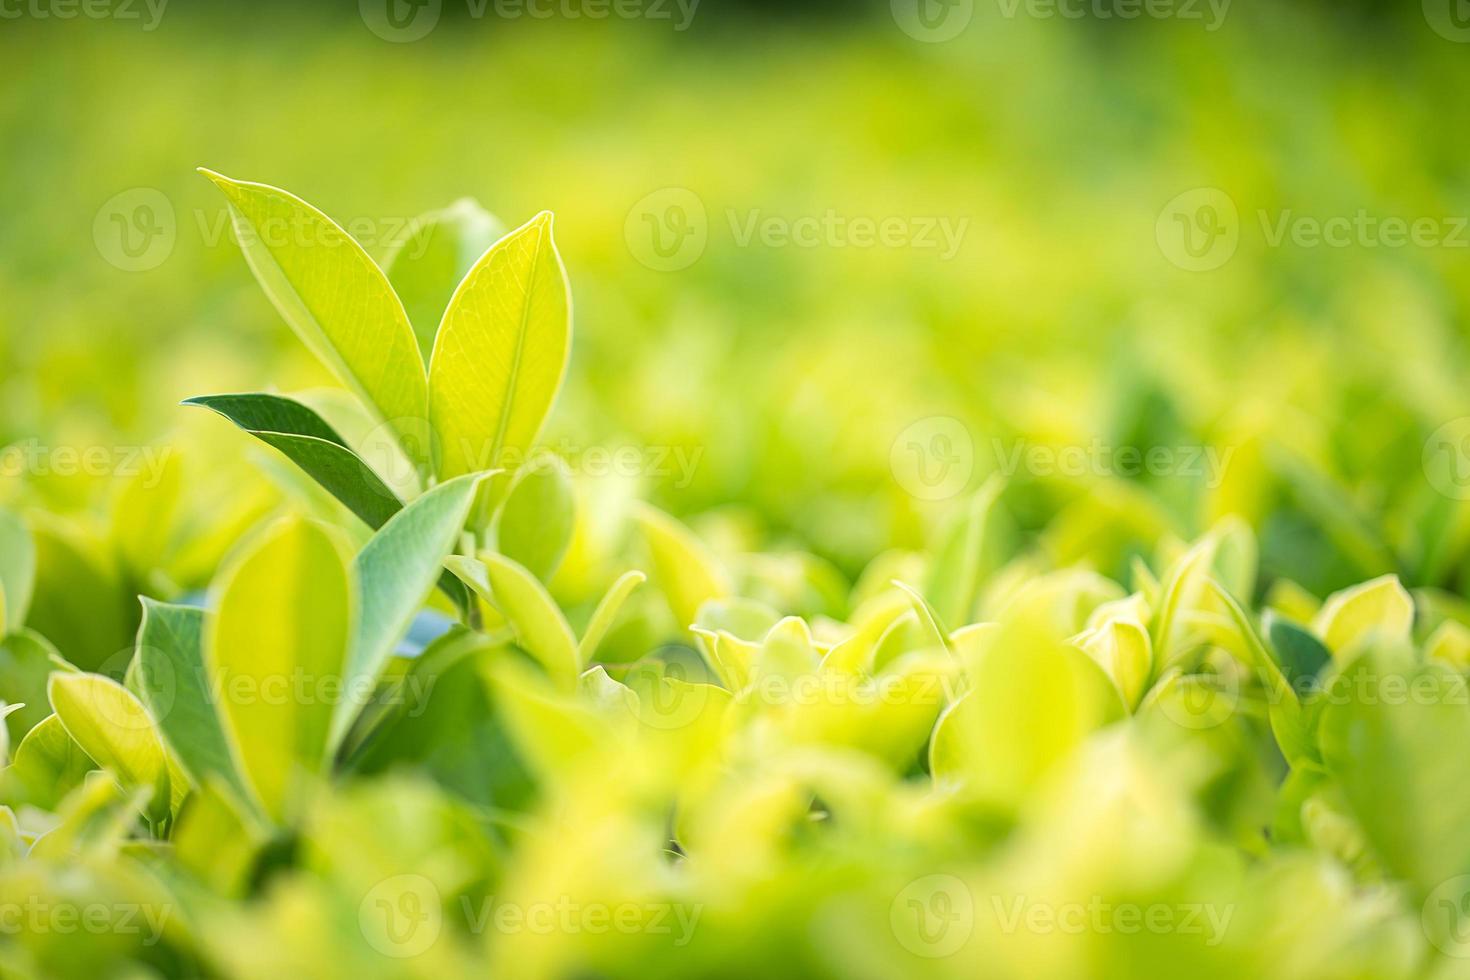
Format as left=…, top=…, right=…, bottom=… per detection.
left=1312, top=574, right=1414, bottom=657
left=0, top=629, right=61, bottom=746
left=334, top=474, right=483, bottom=746
left=6, top=714, right=94, bottom=810
left=186, top=393, right=404, bottom=530
left=495, top=457, right=575, bottom=581
left=48, top=672, right=171, bottom=821
left=0, top=507, right=34, bottom=631
left=1265, top=612, right=1332, bottom=688
left=632, top=502, right=730, bottom=632
left=929, top=617, right=1123, bottom=806
left=384, top=199, right=505, bottom=363
left=111, top=450, right=183, bottom=577
left=1319, top=653, right=1470, bottom=894
left=344, top=628, right=533, bottom=811
left=207, top=517, right=354, bottom=823
left=448, top=553, right=578, bottom=691
left=428, top=212, right=571, bottom=479
left=578, top=570, right=646, bottom=665
left=892, top=580, right=954, bottom=652
left=199, top=170, right=428, bottom=471
left=172, top=778, right=265, bottom=897
left=924, top=476, right=1004, bottom=628
left=26, top=516, right=134, bottom=673
left=135, top=599, right=251, bottom=804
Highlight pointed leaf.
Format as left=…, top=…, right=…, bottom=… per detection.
left=199, top=170, right=428, bottom=469
left=186, top=393, right=404, bottom=529
left=48, top=672, right=170, bottom=821
left=135, top=599, right=251, bottom=803
left=0, top=507, right=34, bottom=633
left=334, top=474, right=484, bottom=745
left=578, top=571, right=645, bottom=665
left=384, top=199, right=505, bottom=363
left=208, top=517, right=354, bottom=823
left=449, top=553, right=578, bottom=691
left=632, top=502, right=730, bottom=631
left=7, top=714, right=94, bottom=810
left=428, top=212, right=571, bottom=479
left=495, top=456, right=575, bottom=580
left=1312, top=574, right=1414, bottom=657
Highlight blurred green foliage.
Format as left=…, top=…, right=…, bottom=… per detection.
left=3, top=4, right=1470, bottom=978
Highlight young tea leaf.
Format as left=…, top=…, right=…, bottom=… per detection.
left=48, top=672, right=171, bottom=821
left=333, top=473, right=484, bottom=747
left=207, top=517, right=354, bottom=824
left=186, top=393, right=404, bottom=529
left=384, top=199, right=506, bottom=363
left=135, top=599, right=252, bottom=804
left=199, top=170, right=429, bottom=472
left=428, top=212, right=571, bottom=480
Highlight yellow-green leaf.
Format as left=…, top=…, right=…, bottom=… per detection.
left=1312, top=574, right=1414, bottom=657
left=48, top=672, right=170, bottom=821
left=199, top=170, right=428, bottom=471
left=632, top=502, right=730, bottom=632
left=428, top=212, right=571, bottom=479
left=578, top=570, right=645, bottom=665
left=447, top=554, right=578, bottom=691
left=206, top=517, right=354, bottom=823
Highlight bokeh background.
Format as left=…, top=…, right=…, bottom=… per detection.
left=4, top=0, right=1470, bottom=663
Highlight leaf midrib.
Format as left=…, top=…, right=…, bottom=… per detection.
left=488, top=227, right=546, bottom=467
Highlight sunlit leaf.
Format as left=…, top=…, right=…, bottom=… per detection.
left=200, top=170, right=429, bottom=471
left=428, top=212, right=570, bottom=480
left=207, top=517, right=353, bottom=823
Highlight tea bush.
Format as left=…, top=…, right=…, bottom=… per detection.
left=0, top=168, right=1468, bottom=980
